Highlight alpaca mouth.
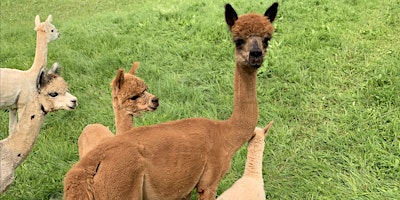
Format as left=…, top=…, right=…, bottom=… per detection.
left=148, top=106, right=158, bottom=111
left=249, top=56, right=263, bottom=68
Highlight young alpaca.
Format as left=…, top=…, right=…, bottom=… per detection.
left=0, top=64, right=77, bottom=193
left=78, top=62, right=159, bottom=158
left=63, top=3, right=278, bottom=200
left=217, top=121, right=273, bottom=200
left=0, top=15, right=60, bottom=134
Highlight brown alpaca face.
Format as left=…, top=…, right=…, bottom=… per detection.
left=113, top=74, right=159, bottom=116
left=225, top=3, right=278, bottom=69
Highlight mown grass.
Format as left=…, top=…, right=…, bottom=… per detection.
left=1, top=0, right=399, bottom=199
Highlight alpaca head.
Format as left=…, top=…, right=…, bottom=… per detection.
left=34, top=15, right=60, bottom=42
left=249, top=121, right=273, bottom=151
left=36, top=63, right=78, bottom=113
left=111, top=62, right=159, bottom=116
left=225, top=3, right=278, bottom=69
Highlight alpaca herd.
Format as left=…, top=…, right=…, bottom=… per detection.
left=0, top=2, right=278, bottom=199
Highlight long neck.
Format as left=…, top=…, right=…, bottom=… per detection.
left=243, top=142, right=264, bottom=178
left=0, top=99, right=46, bottom=166
left=113, top=101, right=134, bottom=134
left=29, top=30, right=48, bottom=74
left=226, top=62, right=259, bottom=147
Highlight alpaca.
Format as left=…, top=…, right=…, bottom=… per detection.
left=78, top=62, right=159, bottom=158
left=0, top=15, right=60, bottom=134
left=217, top=121, right=273, bottom=200
left=63, top=3, right=278, bottom=200
left=0, top=63, right=77, bottom=193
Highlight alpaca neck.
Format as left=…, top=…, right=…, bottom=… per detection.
left=226, top=62, right=259, bottom=147
left=29, top=30, right=48, bottom=74
left=1, top=98, right=46, bottom=166
left=113, top=103, right=134, bottom=134
left=243, top=143, right=264, bottom=178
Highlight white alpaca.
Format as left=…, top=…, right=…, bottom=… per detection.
left=217, top=121, right=273, bottom=200
left=0, top=15, right=60, bottom=134
left=0, top=64, right=77, bottom=193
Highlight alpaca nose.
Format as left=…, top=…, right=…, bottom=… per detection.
left=250, top=49, right=262, bottom=57
left=152, top=97, right=159, bottom=107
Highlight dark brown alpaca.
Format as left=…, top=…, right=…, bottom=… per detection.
left=63, top=2, right=278, bottom=200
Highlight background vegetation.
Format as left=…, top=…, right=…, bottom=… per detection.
left=1, top=0, right=399, bottom=199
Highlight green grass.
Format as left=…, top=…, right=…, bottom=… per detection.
left=1, top=0, right=399, bottom=199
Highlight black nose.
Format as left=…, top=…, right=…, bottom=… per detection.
left=152, top=97, right=159, bottom=106
left=250, top=50, right=262, bottom=57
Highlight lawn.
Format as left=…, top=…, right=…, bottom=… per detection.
left=0, top=0, right=399, bottom=199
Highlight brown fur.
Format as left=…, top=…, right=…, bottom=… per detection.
left=78, top=62, right=159, bottom=158
left=63, top=3, right=278, bottom=200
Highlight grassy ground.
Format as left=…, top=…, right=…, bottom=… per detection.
left=1, top=0, right=399, bottom=199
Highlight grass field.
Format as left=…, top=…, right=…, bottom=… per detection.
left=1, top=0, right=399, bottom=199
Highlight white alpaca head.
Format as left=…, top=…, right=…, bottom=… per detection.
left=36, top=63, right=77, bottom=113
left=250, top=121, right=274, bottom=151
left=34, top=15, right=60, bottom=42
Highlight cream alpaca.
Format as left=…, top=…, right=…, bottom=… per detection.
left=217, top=121, right=273, bottom=200
left=0, top=15, right=60, bottom=134
left=78, top=62, right=159, bottom=158
left=63, top=3, right=278, bottom=199
left=0, top=64, right=77, bottom=193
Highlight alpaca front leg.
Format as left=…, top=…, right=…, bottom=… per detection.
left=8, top=109, right=17, bottom=134
left=197, top=186, right=218, bottom=200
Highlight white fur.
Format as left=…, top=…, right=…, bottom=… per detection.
left=218, top=122, right=273, bottom=200
left=0, top=15, right=59, bottom=134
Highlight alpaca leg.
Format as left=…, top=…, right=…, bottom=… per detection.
left=8, top=109, right=17, bottom=134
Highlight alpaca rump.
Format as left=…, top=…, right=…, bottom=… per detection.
left=78, top=62, right=159, bottom=159
left=63, top=3, right=278, bottom=199
left=217, top=122, right=273, bottom=200
left=0, top=15, right=60, bottom=134
left=0, top=64, right=77, bottom=193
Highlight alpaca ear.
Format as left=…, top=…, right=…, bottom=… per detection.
left=35, top=15, right=40, bottom=27
left=45, top=15, right=53, bottom=23
left=129, top=62, right=139, bottom=75
left=263, top=121, right=274, bottom=135
left=225, top=4, right=238, bottom=30
left=48, top=62, right=61, bottom=75
left=115, top=69, right=125, bottom=90
left=264, top=2, right=278, bottom=23
left=37, top=69, right=48, bottom=91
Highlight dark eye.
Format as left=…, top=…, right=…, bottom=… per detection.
left=51, top=29, right=54, bottom=32
left=234, top=39, right=244, bottom=47
left=263, top=37, right=271, bottom=47
left=130, top=95, right=140, bottom=101
left=49, top=92, right=58, bottom=97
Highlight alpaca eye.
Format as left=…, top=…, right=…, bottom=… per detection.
left=130, top=95, right=140, bottom=101
left=234, top=39, right=244, bottom=47
left=263, top=37, right=271, bottom=47
left=49, top=92, right=58, bottom=97
left=51, top=30, right=54, bottom=32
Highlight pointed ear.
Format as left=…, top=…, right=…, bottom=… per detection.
left=48, top=62, right=61, bottom=75
left=225, top=4, right=238, bottom=30
left=35, top=15, right=40, bottom=27
left=37, top=69, right=48, bottom=91
left=263, top=121, right=274, bottom=135
left=45, top=15, right=52, bottom=23
left=129, top=62, right=139, bottom=75
left=264, top=2, right=278, bottom=23
left=115, top=68, right=125, bottom=90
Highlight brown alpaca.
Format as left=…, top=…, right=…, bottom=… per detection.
left=63, top=2, right=278, bottom=200
left=78, top=62, right=159, bottom=158
left=0, top=64, right=77, bottom=193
